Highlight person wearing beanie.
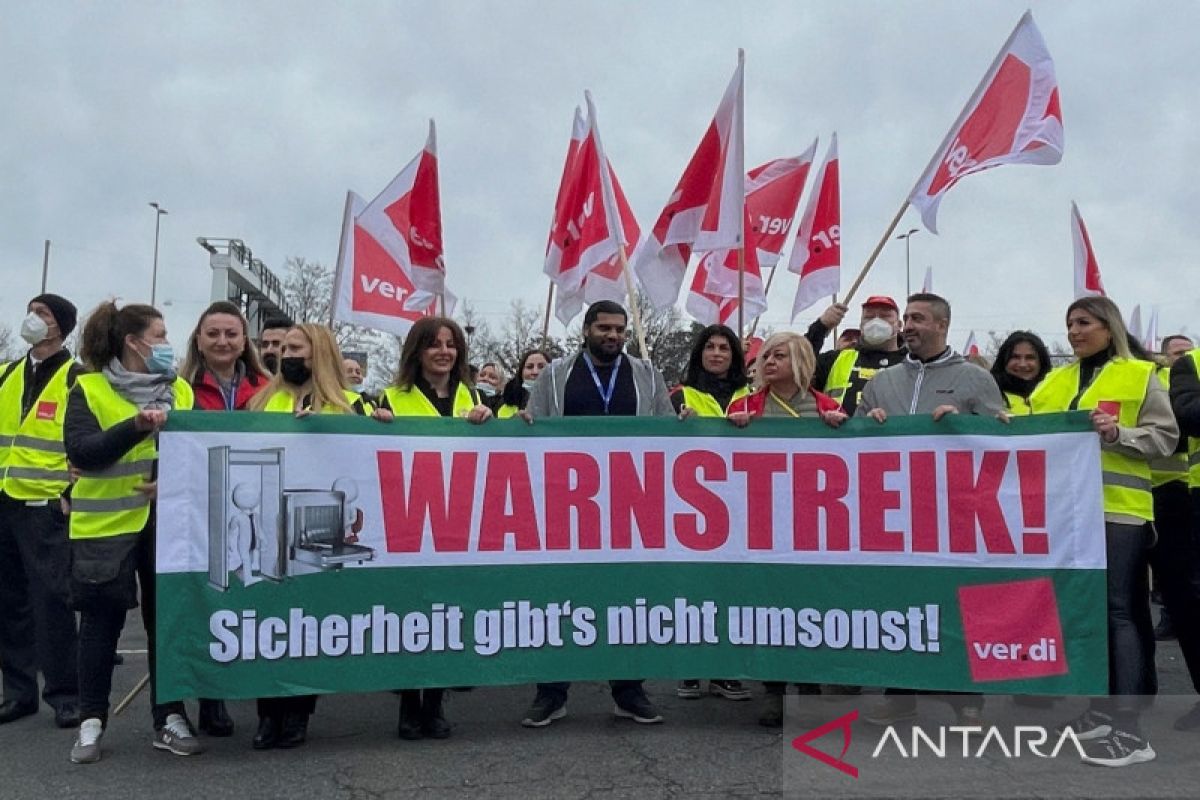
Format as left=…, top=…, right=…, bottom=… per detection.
left=0, top=294, right=83, bottom=729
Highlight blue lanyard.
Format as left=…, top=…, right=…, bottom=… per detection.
left=583, top=353, right=623, bottom=414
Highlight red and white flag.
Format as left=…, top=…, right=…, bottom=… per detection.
left=963, top=330, right=981, bottom=357
left=1071, top=201, right=1105, bottom=298
left=633, top=51, right=745, bottom=308
left=1126, top=304, right=1143, bottom=342
left=331, top=192, right=439, bottom=337
left=544, top=97, right=640, bottom=324
left=921, top=265, right=934, bottom=293
left=1142, top=307, right=1159, bottom=352
left=908, top=12, right=1064, bottom=233
left=685, top=246, right=763, bottom=327
left=357, top=120, right=446, bottom=306
left=788, top=134, right=840, bottom=319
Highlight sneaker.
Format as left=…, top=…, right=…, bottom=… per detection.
left=1080, top=729, right=1156, bottom=767
left=863, top=696, right=918, bottom=726
left=520, top=694, right=567, bottom=728
left=70, top=718, right=104, bottom=764
left=709, top=680, right=752, bottom=701
left=676, top=680, right=702, bottom=699
left=614, top=694, right=663, bottom=724
left=1056, top=709, right=1113, bottom=741
left=153, top=713, right=205, bottom=756
left=1174, top=701, right=1200, bottom=732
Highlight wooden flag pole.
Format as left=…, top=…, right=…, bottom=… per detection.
left=841, top=200, right=910, bottom=305
left=746, top=258, right=783, bottom=340
left=617, top=246, right=650, bottom=360
left=736, top=246, right=746, bottom=342
left=113, top=672, right=150, bottom=716
left=540, top=281, right=556, bottom=344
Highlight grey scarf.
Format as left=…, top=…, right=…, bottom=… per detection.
left=102, top=358, right=176, bottom=410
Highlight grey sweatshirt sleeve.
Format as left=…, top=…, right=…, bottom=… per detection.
left=1106, top=371, right=1179, bottom=460
left=854, top=376, right=880, bottom=417
left=964, top=365, right=1006, bottom=417
left=525, top=367, right=554, bottom=419
left=649, top=368, right=675, bottom=417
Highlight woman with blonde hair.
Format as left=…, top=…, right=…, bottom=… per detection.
left=727, top=331, right=846, bottom=426
left=1031, top=295, right=1178, bottom=767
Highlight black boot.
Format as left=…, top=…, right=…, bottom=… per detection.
left=276, top=712, right=308, bottom=749
left=198, top=699, right=234, bottom=737
left=398, top=690, right=423, bottom=740
left=421, top=689, right=451, bottom=739
left=252, top=716, right=280, bottom=750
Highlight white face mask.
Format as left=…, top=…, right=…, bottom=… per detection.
left=20, top=312, right=50, bottom=346
left=860, top=317, right=895, bottom=347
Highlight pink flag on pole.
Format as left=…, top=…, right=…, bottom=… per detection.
left=908, top=12, right=1064, bottom=233
left=1126, top=304, right=1143, bottom=342
left=1071, top=201, right=1105, bottom=298
left=1142, top=307, right=1158, bottom=352
left=788, top=134, right=841, bottom=319
left=356, top=120, right=447, bottom=305
left=633, top=51, right=745, bottom=308
left=963, top=330, right=981, bottom=357
left=921, top=265, right=934, bottom=293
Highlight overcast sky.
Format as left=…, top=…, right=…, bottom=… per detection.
left=2, top=1, right=1197, bottom=357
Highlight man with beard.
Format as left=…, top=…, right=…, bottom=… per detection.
left=257, top=319, right=290, bottom=375
left=520, top=300, right=673, bottom=728
left=811, top=295, right=905, bottom=417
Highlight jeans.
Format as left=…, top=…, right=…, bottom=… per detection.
left=1149, top=484, right=1200, bottom=693
left=1104, top=521, right=1156, bottom=705
left=536, top=680, right=646, bottom=707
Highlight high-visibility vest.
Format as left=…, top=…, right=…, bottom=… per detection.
left=1188, top=350, right=1200, bottom=490
left=1149, top=366, right=1188, bottom=488
left=496, top=403, right=520, bottom=419
left=1003, top=391, right=1034, bottom=416
left=1030, top=357, right=1156, bottom=520
left=680, top=385, right=751, bottom=418
left=259, top=387, right=364, bottom=414
left=69, top=374, right=194, bottom=540
left=0, top=358, right=75, bottom=499
left=382, top=383, right=476, bottom=417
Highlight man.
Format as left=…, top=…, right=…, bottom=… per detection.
left=834, top=328, right=860, bottom=351
left=258, top=319, right=290, bottom=374
left=521, top=300, right=672, bottom=727
left=856, top=293, right=1003, bottom=727
left=1167, top=339, right=1200, bottom=730
left=0, top=294, right=83, bottom=728
left=1151, top=335, right=1194, bottom=641
left=813, top=295, right=906, bottom=416
left=1163, top=334, right=1195, bottom=366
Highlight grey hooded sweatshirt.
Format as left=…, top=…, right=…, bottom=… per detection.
left=526, top=351, right=674, bottom=418
left=855, top=349, right=1005, bottom=417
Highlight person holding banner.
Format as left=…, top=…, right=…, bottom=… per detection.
left=811, top=295, right=906, bottom=416
left=989, top=331, right=1052, bottom=415
left=493, top=350, right=551, bottom=419
left=1168, top=338, right=1200, bottom=731
left=520, top=300, right=672, bottom=727
left=64, top=302, right=202, bottom=764
left=1031, top=296, right=1179, bottom=767
left=379, top=316, right=490, bottom=740
left=245, top=323, right=375, bottom=750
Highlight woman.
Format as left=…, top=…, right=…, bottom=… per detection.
left=476, top=361, right=504, bottom=401
left=990, top=331, right=1052, bottom=415
left=245, top=324, right=375, bottom=750
left=65, top=302, right=203, bottom=764
left=723, top=331, right=846, bottom=727
left=178, top=301, right=270, bottom=736
left=672, top=324, right=750, bottom=418
left=1030, top=296, right=1178, bottom=767
left=494, top=350, right=552, bottom=419
left=379, top=317, right=491, bottom=740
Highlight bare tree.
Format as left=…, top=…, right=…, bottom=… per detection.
left=626, top=290, right=694, bottom=385
left=469, top=299, right=567, bottom=375
left=0, top=324, right=21, bottom=362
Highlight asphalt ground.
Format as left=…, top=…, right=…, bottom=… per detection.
left=0, top=608, right=1196, bottom=800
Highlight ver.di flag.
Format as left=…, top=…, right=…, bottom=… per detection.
left=908, top=12, right=1064, bottom=234
left=963, top=330, right=981, bottom=357
left=633, top=51, right=745, bottom=308
left=1071, top=201, right=1105, bottom=298
left=789, top=134, right=841, bottom=319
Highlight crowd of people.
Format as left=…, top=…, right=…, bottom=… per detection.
left=1, top=289, right=1198, bottom=770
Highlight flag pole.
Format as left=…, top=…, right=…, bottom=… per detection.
left=618, top=245, right=650, bottom=359
left=737, top=246, right=746, bottom=341
left=540, top=281, right=555, bottom=344
left=746, top=258, right=779, bottom=339
left=841, top=200, right=910, bottom=305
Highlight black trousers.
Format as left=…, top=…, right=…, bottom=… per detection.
left=1150, top=485, right=1200, bottom=692
left=0, top=493, right=79, bottom=711
left=1104, top=521, right=1157, bottom=706
left=75, top=526, right=184, bottom=727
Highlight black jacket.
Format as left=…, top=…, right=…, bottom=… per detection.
left=1169, top=353, right=1200, bottom=439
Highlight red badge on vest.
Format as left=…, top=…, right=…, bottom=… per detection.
left=36, top=401, right=58, bottom=421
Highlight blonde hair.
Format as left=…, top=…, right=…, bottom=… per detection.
left=248, top=324, right=352, bottom=413
left=755, top=332, right=816, bottom=393
left=1066, top=296, right=1133, bottom=361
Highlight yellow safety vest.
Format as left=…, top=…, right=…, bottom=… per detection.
left=1003, top=391, right=1034, bottom=416
left=1030, top=357, right=1156, bottom=520
left=1149, top=366, right=1188, bottom=488
left=260, top=387, right=364, bottom=415
left=69, top=374, right=194, bottom=540
left=496, top=403, right=520, bottom=419
left=680, top=385, right=751, bottom=418
left=1187, top=351, right=1200, bottom=490
left=382, top=383, right=476, bottom=417
left=0, top=358, right=75, bottom=499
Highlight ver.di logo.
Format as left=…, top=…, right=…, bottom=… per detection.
left=790, top=709, right=859, bottom=778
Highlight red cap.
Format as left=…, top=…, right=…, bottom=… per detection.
left=861, top=295, right=899, bottom=312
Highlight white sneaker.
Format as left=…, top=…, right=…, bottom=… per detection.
left=1080, top=729, right=1156, bottom=767
left=153, top=713, right=205, bottom=756
left=70, top=718, right=104, bottom=764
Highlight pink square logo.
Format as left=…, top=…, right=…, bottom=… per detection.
left=957, top=577, right=1068, bottom=682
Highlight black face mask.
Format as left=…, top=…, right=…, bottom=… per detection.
left=262, top=353, right=279, bottom=374
left=280, top=357, right=311, bottom=386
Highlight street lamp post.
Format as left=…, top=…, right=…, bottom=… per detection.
left=895, top=228, right=920, bottom=298
left=149, top=202, right=168, bottom=306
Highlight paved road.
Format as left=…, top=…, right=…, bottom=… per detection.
left=1, top=610, right=1196, bottom=799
